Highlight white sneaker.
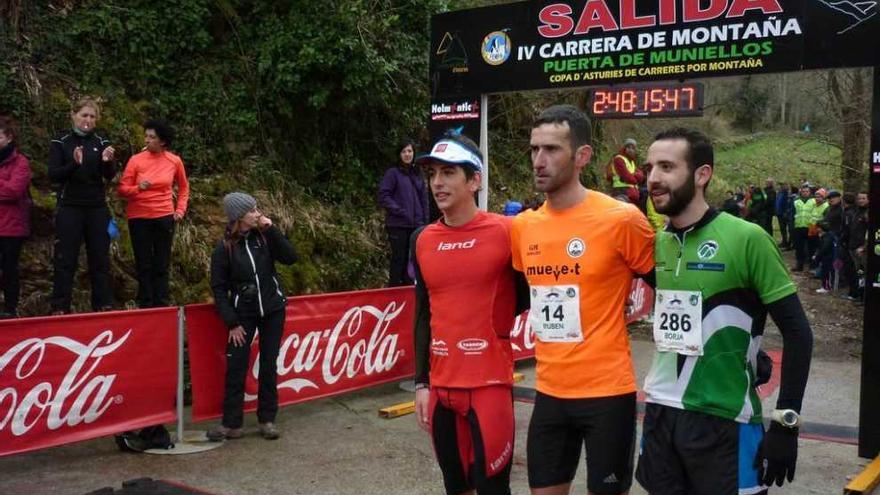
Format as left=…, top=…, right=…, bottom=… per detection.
left=815, top=288, right=830, bottom=294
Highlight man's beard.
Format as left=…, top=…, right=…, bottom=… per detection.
left=654, top=175, right=696, bottom=216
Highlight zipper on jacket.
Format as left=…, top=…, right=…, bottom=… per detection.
left=244, top=236, right=264, bottom=317
left=234, top=294, right=239, bottom=309
left=674, top=228, right=692, bottom=277
left=274, top=276, right=283, bottom=297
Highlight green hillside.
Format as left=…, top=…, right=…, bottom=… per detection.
left=710, top=133, right=842, bottom=199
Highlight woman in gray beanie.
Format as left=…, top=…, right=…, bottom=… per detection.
left=207, top=192, right=298, bottom=441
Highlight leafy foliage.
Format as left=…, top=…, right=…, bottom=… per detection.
left=1, top=0, right=449, bottom=312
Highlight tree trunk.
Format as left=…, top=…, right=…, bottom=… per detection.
left=829, top=69, right=872, bottom=192
left=780, top=73, right=787, bottom=127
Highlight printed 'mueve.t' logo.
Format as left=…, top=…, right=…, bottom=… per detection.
left=526, top=262, right=582, bottom=281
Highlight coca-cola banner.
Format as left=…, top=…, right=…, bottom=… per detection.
left=0, top=309, right=179, bottom=457
left=186, top=287, right=416, bottom=422
left=188, top=281, right=652, bottom=422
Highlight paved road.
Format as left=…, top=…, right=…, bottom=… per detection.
left=0, top=340, right=869, bottom=495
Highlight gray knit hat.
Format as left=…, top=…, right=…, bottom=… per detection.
left=623, top=138, right=637, bottom=147
left=223, top=192, right=257, bottom=222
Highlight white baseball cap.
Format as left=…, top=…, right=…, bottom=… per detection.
left=415, top=139, right=483, bottom=172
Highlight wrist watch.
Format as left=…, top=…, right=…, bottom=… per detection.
left=771, top=409, right=801, bottom=428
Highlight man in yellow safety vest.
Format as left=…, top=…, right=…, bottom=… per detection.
left=607, top=138, right=643, bottom=204
left=791, top=183, right=815, bottom=271
left=808, top=188, right=829, bottom=267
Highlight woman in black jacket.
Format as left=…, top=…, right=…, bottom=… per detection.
left=48, top=97, right=117, bottom=314
left=207, top=192, right=297, bottom=441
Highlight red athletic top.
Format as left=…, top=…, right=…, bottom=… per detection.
left=118, top=150, right=190, bottom=220
left=412, top=211, right=518, bottom=389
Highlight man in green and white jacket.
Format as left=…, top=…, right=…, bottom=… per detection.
left=635, top=128, right=813, bottom=495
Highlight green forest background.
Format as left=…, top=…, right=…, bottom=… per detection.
left=0, top=1, right=872, bottom=315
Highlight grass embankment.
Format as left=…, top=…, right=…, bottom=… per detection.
left=19, top=166, right=389, bottom=316
left=710, top=133, right=842, bottom=200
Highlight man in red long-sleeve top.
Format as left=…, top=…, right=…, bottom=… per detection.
left=607, top=138, right=643, bottom=204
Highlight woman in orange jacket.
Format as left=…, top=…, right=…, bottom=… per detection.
left=118, top=120, right=189, bottom=308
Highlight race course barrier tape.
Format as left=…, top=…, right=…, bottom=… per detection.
left=0, top=280, right=652, bottom=455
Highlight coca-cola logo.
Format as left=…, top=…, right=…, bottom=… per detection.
left=457, top=338, right=488, bottom=351
left=0, top=330, right=130, bottom=437
left=509, top=312, right=535, bottom=353
left=245, top=302, right=406, bottom=400
left=627, top=282, right=647, bottom=318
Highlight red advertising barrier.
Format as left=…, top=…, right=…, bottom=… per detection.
left=0, top=309, right=179, bottom=457
left=186, top=287, right=416, bottom=422
left=188, top=281, right=653, bottom=421
left=626, top=279, right=654, bottom=323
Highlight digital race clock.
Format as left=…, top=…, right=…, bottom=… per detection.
left=589, top=83, right=704, bottom=119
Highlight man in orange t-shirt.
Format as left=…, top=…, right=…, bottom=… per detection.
left=511, top=105, right=654, bottom=495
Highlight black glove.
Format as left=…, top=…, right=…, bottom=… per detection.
left=755, top=422, right=799, bottom=487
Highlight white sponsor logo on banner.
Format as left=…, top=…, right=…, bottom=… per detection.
left=247, top=302, right=406, bottom=399
left=626, top=282, right=647, bottom=318
left=509, top=313, right=536, bottom=353
left=0, top=330, right=130, bottom=436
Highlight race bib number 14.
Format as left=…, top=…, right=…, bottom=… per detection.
left=528, top=285, right=583, bottom=343
left=653, top=290, right=703, bottom=356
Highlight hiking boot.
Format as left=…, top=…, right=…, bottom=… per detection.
left=815, top=288, right=830, bottom=294
left=206, top=425, right=243, bottom=442
left=259, top=422, right=280, bottom=440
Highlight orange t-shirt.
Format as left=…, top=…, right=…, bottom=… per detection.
left=511, top=191, right=654, bottom=399
left=118, top=150, right=190, bottom=219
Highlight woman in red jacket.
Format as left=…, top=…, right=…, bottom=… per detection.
left=0, top=116, right=32, bottom=318
left=118, top=120, right=189, bottom=308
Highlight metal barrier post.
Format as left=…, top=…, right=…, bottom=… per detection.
left=144, top=306, right=223, bottom=455
left=177, top=306, right=185, bottom=443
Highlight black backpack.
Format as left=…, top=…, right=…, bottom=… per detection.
left=114, top=425, right=174, bottom=452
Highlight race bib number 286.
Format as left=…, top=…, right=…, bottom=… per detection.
left=653, top=290, right=703, bottom=356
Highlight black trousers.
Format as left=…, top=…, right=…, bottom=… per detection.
left=847, top=249, right=865, bottom=298
left=807, top=235, right=820, bottom=267
left=129, top=215, right=175, bottom=308
left=386, top=226, right=415, bottom=287
left=50, top=205, right=112, bottom=312
left=762, top=215, right=773, bottom=236
left=792, top=227, right=808, bottom=268
left=776, top=215, right=790, bottom=245
left=222, top=308, right=285, bottom=429
left=0, top=237, right=25, bottom=313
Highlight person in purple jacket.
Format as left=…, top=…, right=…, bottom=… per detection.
left=378, top=139, right=428, bottom=286
left=0, top=116, right=32, bottom=318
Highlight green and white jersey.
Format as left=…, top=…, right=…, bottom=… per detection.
left=643, top=210, right=796, bottom=424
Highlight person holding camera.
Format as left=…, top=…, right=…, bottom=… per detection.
left=207, top=192, right=297, bottom=441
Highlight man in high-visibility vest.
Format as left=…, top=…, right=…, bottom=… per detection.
left=808, top=188, right=829, bottom=267
left=791, top=183, right=815, bottom=271
left=607, top=138, right=643, bottom=204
